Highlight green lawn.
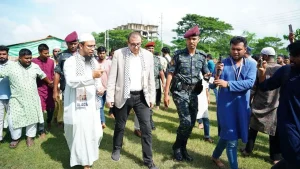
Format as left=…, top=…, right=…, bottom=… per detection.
left=0, top=93, right=273, bottom=169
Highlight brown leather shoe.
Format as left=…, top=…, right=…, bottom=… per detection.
left=212, top=157, right=225, bottom=168
left=134, top=129, right=142, bottom=137
left=204, top=138, right=214, bottom=143
left=102, top=123, right=107, bottom=129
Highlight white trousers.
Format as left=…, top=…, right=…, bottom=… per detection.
left=0, top=99, right=9, bottom=141
left=8, top=113, right=37, bottom=140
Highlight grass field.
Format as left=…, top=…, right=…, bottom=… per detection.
left=0, top=93, right=273, bottom=169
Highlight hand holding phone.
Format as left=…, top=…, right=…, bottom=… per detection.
left=216, top=56, right=223, bottom=76
left=288, top=24, right=295, bottom=44
left=258, top=59, right=263, bottom=68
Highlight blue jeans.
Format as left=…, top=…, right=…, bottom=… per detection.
left=100, top=92, right=106, bottom=124
left=197, top=118, right=210, bottom=138
left=212, top=138, right=238, bottom=169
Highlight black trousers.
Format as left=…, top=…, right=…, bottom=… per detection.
left=271, top=159, right=300, bottom=169
left=46, top=108, right=54, bottom=124
left=155, top=88, right=161, bottom=106
left=112, top=91, right=153, bottom=165
left=245, top=127, right=281, bottom=161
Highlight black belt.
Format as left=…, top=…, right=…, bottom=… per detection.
left=130, top=90, right=143, bottom=95
left=181, top=84, right=195, bottom=91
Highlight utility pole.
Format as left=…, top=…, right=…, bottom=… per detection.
left=104, top=31, right=106, bottom=48
left=107, top=30, right=110, bottom=53
left=160, top=13, right=163, bottom=49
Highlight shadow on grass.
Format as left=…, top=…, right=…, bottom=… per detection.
left=40, top=127, right=78, bottom=169
left=151, top=133, right=225, bottom=169
left=101, top=118, right=221, bottom=168
left=153, top=112, right=179, bottom=124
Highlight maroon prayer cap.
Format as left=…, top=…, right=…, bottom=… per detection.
left=183, top=26, right=200, bottom=38
left=145, top=41, right=155, bottom=47
left=65, top=31, right=78, bottom=42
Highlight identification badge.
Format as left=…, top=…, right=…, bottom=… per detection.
left=209, top=77, right=215, bottom=84
left=76, top=87, right=88, bottom=107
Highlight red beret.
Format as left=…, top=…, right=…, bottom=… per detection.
left=184, top=26, right=200, bottom=38
left=65, top=31, right=78, bottom=42
left=145, top=41, right=155, bottom=47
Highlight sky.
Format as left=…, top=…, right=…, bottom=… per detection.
left=1, top=0, right=300, bottom=46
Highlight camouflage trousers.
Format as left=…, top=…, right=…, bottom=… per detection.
left=172, top=90, right=198, bottom=140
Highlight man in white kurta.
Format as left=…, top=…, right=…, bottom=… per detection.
left=63, top=33, right=103, bottom=168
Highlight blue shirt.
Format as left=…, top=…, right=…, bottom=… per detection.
left=0, top=60, right=11, bottom=99
left=211, top=57, right=257, bottom=142
left=207, top=60, right=215, bottom=73
left=259, top=65, right=300, bottom=166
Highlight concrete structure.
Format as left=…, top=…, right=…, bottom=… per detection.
left=114, top=23, right=159, bottom=40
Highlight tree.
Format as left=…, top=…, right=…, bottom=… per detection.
left=253, top=37, right=286, bottom=55
left=172, top=14, right=233, bottom=56
left=93, top=29, right=170, bottom=54
left=92, top=29, right=132, bottom=51
left=242, top=31, right=257, bottom=48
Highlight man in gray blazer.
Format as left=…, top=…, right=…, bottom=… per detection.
left=106, top=31, right=158, bottom=169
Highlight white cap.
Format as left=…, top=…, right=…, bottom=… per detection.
left=79, top=33, right=95, bottom=42
left=261, top=47, right=276, bottom=56
left=53, top=46, right=60, bottom=50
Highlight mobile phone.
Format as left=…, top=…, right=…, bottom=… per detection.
left=218, top=56, right=222, bottom=63
left=216, top=56, right=223, bottom=76
left=289, top=24, right=293, bottom=33
left=258, top=59, right=263, bottom=68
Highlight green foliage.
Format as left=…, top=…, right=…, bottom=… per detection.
left=172, top=14, right=294, bottom=57
left=253, top=37, right=286, bottom=55
left=93, top=30, right=171, bottom=55
left=142, top=39, right=172, bottom=55
left=92, top=29, right=132, bottom=51
left=173, top=14, right=233, bottom=42
left=283, top=28, right=300, bottom=41
left=172, top=14, right=233, bottom=57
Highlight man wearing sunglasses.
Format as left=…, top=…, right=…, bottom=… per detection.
left=106, top=31, right=158, bottom=169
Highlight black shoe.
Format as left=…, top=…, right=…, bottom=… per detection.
left=146, top=162, right=159, bottom=169
left=173, top=148, right=183, bottom=161
left=111, top=150, right=120, bottom=161
left=182, top=149, right=193, bottom=162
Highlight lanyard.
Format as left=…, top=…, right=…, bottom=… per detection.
left=230, top=57, right=243, bottom=80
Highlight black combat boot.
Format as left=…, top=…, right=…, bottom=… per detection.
left=181, top=139, right=193, bottom=162
left=172, top=136, right=183, bottom=161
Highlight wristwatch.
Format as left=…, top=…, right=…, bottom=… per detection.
left=227, top=82, right=230, bottom=89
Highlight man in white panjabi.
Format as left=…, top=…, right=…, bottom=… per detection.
left=63, top=33, right=104, bottom=169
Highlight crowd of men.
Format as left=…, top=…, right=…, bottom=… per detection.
left=0, top=25, right=299, bottom=169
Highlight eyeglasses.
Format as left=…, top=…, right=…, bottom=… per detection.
left=53, top=51, right=60, bottom=52
left=129, top=43, right=141, bottom=47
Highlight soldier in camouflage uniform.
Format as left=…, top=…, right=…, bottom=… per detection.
left=53, top=31, right=79, bottom=126
left=134, top=42, right=165, bottom=136
left=164, top=26, right=210, bottom=161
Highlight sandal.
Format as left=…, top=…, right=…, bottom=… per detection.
left=9, top=139, right=20, bottom=148
left=212, top=157, right=225, bottom=168
left=26, top=137, right=34, bottom=147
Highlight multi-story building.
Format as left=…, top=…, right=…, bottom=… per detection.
left=114, top=23, right=159, bottom=40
